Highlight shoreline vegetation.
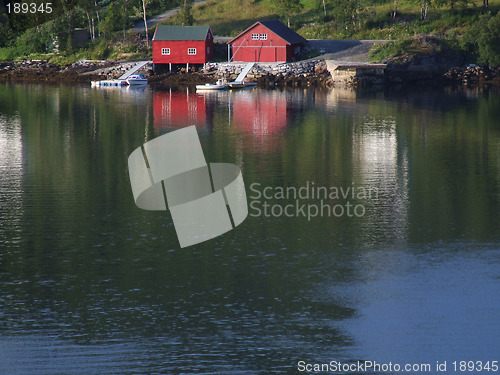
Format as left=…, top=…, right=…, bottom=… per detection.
left=1, top=0, right=499, bottom=87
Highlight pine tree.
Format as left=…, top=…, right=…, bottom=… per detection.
left=180, top=0, right=194, bottom=26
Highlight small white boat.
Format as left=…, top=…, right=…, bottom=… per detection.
left=126, top=74, right=148, bottom=85
left=196, top=79, right=227, bottom=90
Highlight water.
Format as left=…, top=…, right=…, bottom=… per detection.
left=0, top=83, right=499, bottom=374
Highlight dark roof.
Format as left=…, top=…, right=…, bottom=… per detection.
left=228, top=19, right=307, bottom=45
left=153, top=25, right=211, bottom=41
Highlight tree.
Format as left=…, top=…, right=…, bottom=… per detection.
left=476, top=13, right=500, bottom=66
left=392, top=0, right=399, bottom=18
left=119, top=0, right=134, bottom=39
left=420, top=0, right=431, bottom=20
left=271, top=0, right=303, bottom=27
left=77, top=0, right=101, bottom=40
left=332, top=0, right=364, bottom=35
left=0, top=11, right=15, bottom=48
left=141, top=0, right=149, bottom=48
left=99, top=1, right=121, bottom=39
left=461, top=13, right=500, bottom=66
left=180, top=0, right=194, bottom=26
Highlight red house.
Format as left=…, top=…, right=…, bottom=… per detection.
left=228, top=19, right=307, bottom=63
left=152, top=25, right=214, bottom=67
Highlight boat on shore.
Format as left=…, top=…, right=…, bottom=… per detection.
left=126, top=74, right=148, bottom=85
left=196, top=79, right=228, bottom=91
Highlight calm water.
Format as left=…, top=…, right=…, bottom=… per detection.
left=0, top=83, right=499, bottom=374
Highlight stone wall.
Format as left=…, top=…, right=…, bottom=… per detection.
left=325, top=60, right=386, bottom=86
left=202, top=60, right=332, bottom=87
left=204, top=60, right=322, bottom=80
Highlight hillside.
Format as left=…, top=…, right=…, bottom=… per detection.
left=1, top=0, right=499, bottom=66
left=165, top=0, right=499, bottom=38
left=165, top=0, right=500, bottom=65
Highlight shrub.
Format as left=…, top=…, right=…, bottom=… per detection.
left=476, top=13, right=500, bottom=66
left=461, top=12, right=500, bottom=66
left=0, top=47, right=16, bottom=61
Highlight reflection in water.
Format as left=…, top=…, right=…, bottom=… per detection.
left=353, top=117, right=409, bottom=245
left=153, top=88, right=305, bottom=154
left=0, top=84, right=499, bottom=374
left=232, top=90, right=288, bottom=135
left=0, top=114, right=23, bottom=245
left=153, top=88, right=210, bottom=131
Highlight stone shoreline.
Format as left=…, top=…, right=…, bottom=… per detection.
left=1, top=59, right=499, bottom=87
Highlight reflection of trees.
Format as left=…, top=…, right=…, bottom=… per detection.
left=227, top=87, right=500, bottom=245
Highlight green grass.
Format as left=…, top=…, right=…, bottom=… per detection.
left=162, top=0, right=500, bottom=41
left=166, top=0, right=278, bottom=36
left=0, top=48, right=16, bottom=61
left=369, top=35, right=450, bottom=61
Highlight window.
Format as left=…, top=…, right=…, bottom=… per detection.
left=207, top=47, right=210, bottom=54
left=161, top=48, right=170, bottom=55
left=259, top=34, right=267, bottom=40
left=251, top=33, right=259, bottom=40
left=188, top=48, right=196, bottom=55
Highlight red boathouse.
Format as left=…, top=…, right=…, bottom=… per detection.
left=228, top=19, right=307, bottom=63
left=152, top=25, right=214, bottom=68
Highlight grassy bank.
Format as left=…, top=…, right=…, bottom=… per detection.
left=0, top=36, right=151, bottom=65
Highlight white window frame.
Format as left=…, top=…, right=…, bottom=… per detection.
left=259, top=34, right=267, bottom=40
left=251, top=33, right=259, bottom=40
left=161, top=48, right=170, bottom=55
left=188, top=48, right=197, bottom=55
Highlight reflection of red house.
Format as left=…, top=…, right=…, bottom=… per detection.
left=153, top=91, right=207, bottom=131
left=232, top=91, right=288, bottom=134
left=152, top=25, right=214, bottom=66
left=228, top=19, right=307, bottom=62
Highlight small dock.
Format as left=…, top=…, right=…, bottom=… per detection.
left=234, top=62, right=255, bottom=82
left=326, top=60, right=387, bottom=86
left=91, top=60, right=150, bottom=87
left=91, top=80, right=125, bottom=87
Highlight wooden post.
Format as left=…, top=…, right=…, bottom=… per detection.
left=186, top=63, right=189, bottom=71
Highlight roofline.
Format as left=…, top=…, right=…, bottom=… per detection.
left=228, top=22, right=259, bottom=44
left=227, top=21, right=296, bottom=45
left=152, top=25, right=213, bottom=41
left=228, top=20, right=308, bottom=45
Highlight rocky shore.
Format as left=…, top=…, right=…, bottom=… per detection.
left=202, top=60, right=332, bottom=87
left=443, top=65, right=500, bottom=86
left=1, top=58, right=499, bottom=87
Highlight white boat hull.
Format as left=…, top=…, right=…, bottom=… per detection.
left=196, top=84, right=227, bottom=90
left=126, top=74, right=148, bottom=86
left=127, top=79, right=148, bottom=85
